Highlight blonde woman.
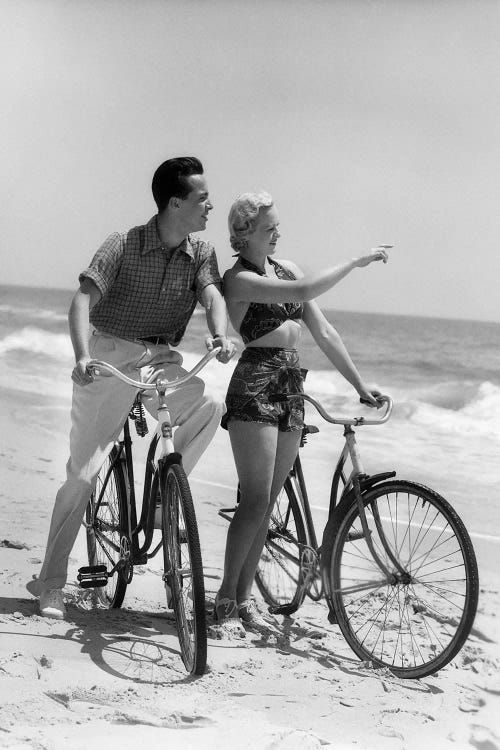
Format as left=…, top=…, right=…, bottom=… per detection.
left=216, top=191, right=389, bottom=633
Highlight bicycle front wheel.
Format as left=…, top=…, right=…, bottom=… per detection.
left=86, top=447, right=129, bottom=609
left=322, top=480, right=479, bottom=679
left=255, top=477, right=309, bottom=615
left=161, top=463, right=207, bottom=675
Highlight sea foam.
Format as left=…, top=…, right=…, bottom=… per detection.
left=2, top=332, right=498, bottom=442
left=0, top=304, right=67, bottom=324
left=0, top=326, right=74, bottom=359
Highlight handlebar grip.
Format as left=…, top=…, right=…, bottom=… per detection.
left=360, top=395, right=389, bottom=406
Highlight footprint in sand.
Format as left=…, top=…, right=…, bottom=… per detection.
left=470, top=724, right=500, bottom=750
left=267, top=728, right=329, bottom=749
left=476, top=675, right=500, bottom=695
left=113, top=709, right=214, bottom=728
left=0, top=540, right=30, bottom=550
left=459, top=693, right=486, bottom=713
left=377, top=726, right=405, bottom=742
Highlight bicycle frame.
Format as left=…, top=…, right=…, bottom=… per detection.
left=329, top=425, right=406, bottom=580
left=88, top=350, right=221, bottom=565
left=287, top=453, right=319, bottom=550
left=276, top=393, right=400, bottom=580
left=83, top=350, right=219, bottom=676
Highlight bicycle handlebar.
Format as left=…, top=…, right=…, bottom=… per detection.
left=270, top=392, right=393, bottom=426
left=87, top=347, right=222, bottom=391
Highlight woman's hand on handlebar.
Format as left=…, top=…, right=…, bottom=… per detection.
left=358, top=386, right=387, bottom=408
left=72, top=357, right=95, bottom=386
left=205, top=334, right=237, bottom=363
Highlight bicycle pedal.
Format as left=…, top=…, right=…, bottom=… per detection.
left=77, top=564, right=108, bottom=588
left=268, top=604, right=297, bottom=617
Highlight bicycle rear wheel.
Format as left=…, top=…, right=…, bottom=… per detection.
left=85, top=447, right=129, bottom=608
left=255, top=477, right=309, bottom=615
left=322, top=480, right=479, bottom=678
left=161, top=462, right=207, bottom=675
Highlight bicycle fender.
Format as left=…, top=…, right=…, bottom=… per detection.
left=325, top=472, right=395, bottom=533
left=322, top=472, right=396, bottom=559
left=360, top=471, right=396, bottom=491
left=322, top=487, right=358, bottom=547
left=158, top=452, right=183, bottom=473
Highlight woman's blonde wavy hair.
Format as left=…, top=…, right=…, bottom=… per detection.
left=228, top=191, right=274, bottom=253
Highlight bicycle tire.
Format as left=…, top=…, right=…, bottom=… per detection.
left=161, top=462, right=207, bottom=675
left=86, top=447, right=129, bottom=609
left=255, top=477, right=309, bottom=615
left=322, top=480, right=479, bottom=678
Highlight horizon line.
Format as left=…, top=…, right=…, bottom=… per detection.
left=1, top=280, right=498, bottom=327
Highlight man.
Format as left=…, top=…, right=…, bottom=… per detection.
left=27, top=156, right=235, bottom=619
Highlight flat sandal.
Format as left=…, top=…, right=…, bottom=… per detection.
left=213, top=594, right=246, bottom=637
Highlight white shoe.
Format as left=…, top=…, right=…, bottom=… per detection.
left=39, top=589, right=66, bottom=620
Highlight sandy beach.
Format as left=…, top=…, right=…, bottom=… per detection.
left=1, top=390, right=499, bottom=750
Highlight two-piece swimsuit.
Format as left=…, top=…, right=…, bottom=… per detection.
left=221, top=256, right=306, bottom=432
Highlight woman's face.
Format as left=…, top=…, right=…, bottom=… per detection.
left=247, top=205, right=281, bottom=255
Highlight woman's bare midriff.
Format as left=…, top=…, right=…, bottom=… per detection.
left=244, top=318, right=302, bottom=349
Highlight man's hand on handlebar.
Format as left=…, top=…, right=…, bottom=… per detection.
left=72, top=357, right=95, bottom=386
left=205, top=334, right=237, bottom=364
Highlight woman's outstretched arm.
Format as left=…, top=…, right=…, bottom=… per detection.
left=224, top=247, right=389, bottom=304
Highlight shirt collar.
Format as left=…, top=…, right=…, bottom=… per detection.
left=141, top=216, right=194, bottom=259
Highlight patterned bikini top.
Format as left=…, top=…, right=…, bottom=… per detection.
left=237, top=256, right=303, bottom=344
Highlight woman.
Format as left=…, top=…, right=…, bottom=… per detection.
left=216, top=191, right=389, bottom=634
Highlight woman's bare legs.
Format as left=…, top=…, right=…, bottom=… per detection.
left=235, top=429, right=301, bottom=604
left=216, top=421, right=301, bottom=620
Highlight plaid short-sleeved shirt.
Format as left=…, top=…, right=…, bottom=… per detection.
left=79, top=216, right=222, bottom=345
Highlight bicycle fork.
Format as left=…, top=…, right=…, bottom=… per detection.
left=345, top=426, right=407, bottom=582
left=155, top=380, right=177, bottom=607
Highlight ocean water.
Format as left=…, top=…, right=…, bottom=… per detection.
left=1, top=283, right=499, bottom=544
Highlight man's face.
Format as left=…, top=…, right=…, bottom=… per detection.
left=177, top=174, right=213, bottom=232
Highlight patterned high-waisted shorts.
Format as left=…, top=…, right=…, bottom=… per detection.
left=221, top=347, right=305, bottom=432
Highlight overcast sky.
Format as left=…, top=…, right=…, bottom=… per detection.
left=1, top=0, right=499, bottom=322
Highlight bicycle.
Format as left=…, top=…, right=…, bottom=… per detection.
left=77, top=349, right=221, bottom=676
left=219, top=392, right=479, bottom=679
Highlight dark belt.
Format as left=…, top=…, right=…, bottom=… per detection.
left=142, top=335, right=170, bottom=346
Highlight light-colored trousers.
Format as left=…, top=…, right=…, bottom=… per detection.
left=29, top=331, right=224, bottom=595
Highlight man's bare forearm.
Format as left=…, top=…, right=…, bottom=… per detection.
left=68, top=290, right=92, bottom=362
left=68, top=280, right=102, bottom=384
left=202, top=285, right=228, bottom=337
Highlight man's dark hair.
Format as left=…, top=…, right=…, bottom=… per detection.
left=152, top=157, right=204, bottom=212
